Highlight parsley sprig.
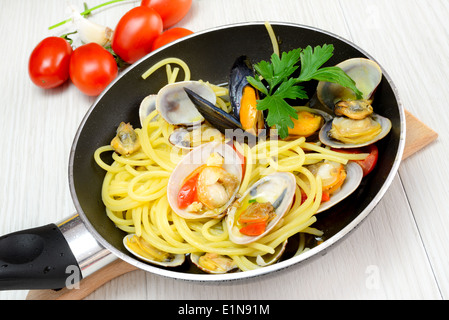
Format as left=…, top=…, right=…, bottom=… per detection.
left=246, top=44, right=363, bottom=139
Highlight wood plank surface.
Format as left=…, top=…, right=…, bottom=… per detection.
left=1, top=0, right=447, bottom=300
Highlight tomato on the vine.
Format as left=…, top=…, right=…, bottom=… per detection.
left=28, top=37, right=73, bottom=89
left=112, top=6, right=163, bottom=64
left=141, top=0, right=192, bottom=29
left=69, top=43, right=118, bottom=96
left=151, top=27, right=193, bottom=50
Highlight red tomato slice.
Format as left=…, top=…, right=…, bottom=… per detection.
left=141, top=0, right=192, bottom=29
left=177, top=165, right=205, bottom=209
left=177, top=174, right=199, bottom=209
left=300, top=190, right=331, bottom=204
left=332, top=144, right=379, bottom=177
left=151, top=27, right=194, bottom=51
left=239, top=221, right=267, bottom=236
left=28, top=37, right=72, bottom=89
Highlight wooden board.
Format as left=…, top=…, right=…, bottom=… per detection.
left=25, top=109, right=437, bottom=300
left=402, top=110, right=438, bottom=160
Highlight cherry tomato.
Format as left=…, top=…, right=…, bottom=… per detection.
left=141, top=0, right=192, bottom=29
left=151, top=27, right=194, bottom=51
left=333, top=144, right=379, bottom=177
left=239, top=221, right=267, bottom=236
left=112, top=6, right=163, bottom=64
left=28, top=37, right=72, bottom=89
left=177, top=173, right=199, bottom=209
left=69, top=43, right=118, bottom=96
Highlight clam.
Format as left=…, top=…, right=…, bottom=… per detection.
left=139, top=94, right=157, bottom=127
left=156, top=81, right=216, bottom=126
left=317, top=58, right=382, bottom=113
left=167, top=142, right=243, bottom=219
left=226, top=172, right=296, bottom=245
left=247, top=240, right=288, bottom=267
left=316, top=58, right=391, bottom=148
left=319, top=114, right=392, bottom=148
left=123, top=234, right=185, bottom=267
left=110, top=122, right=141, bottom=155
left=169, top=124, right=224, bottom=150
left=190, top=252, right=238, bottom=274
left=168, top=127, right=193, bottom=149
left=306, top=161, right=364, bottom=214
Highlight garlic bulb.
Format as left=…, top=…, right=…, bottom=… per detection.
left=70, top=6, right=113, bottom=47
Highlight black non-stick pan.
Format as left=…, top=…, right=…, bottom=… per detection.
left=0, top=22, right=405, bottom=290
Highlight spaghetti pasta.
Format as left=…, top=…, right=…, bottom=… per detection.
left=95, top=98, right=365, bottom=271
left=94, top=40, right=370, bottom=273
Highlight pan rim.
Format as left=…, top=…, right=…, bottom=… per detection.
left=68, top=21, right=405, bottom=282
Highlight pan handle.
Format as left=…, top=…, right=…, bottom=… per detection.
left=0, top=223, right=81, bottom=290
left=0, top=214, right=117, bottom=291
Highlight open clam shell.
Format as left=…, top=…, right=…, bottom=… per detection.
left=316, top=161, right=364, bottom=213
left=156, top=81, right=216, bottom=126
left=123, top=234, right=185, bottom=267
left=139, top=94, right=157, bottom=127
left=317, top=58, right=383, bottom=111
left=319, top=113, right=392, bottom=148
left=247, top=240, right=288, bottom=267
left=167, top=142, right=243, bottom=220
left=190, top=253, right=239, bottom=274
left=226, top=172, right=296, bottom=245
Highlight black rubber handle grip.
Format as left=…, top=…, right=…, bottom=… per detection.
left=0, top=223, right=82, bottom=290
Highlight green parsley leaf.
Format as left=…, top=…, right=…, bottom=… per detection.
left=297, top=44, right=334, bottom=82
left=296, top=45, right=362, bottom=98
left=257, top=94, right=298, bottom=139
left=246, top=44, right=364, bottom=139
left=246, top=75, right=268, bottom=96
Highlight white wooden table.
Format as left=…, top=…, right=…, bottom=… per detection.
left=1, top=0, right=447, bottom=300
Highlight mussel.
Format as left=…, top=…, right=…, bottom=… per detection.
left=226, top=172, right=296, bottom=244
left=287, top=106, right=332, bottom=139
left=184, top=56, right=265, bottom=140
left=184, top=88, right=243, bottom=134
left=229, top=56, right=265, bottom=135
left=167, top=142, right=243, bottom=219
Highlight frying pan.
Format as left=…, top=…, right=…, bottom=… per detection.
left=0, top=22, right=405, bottom=290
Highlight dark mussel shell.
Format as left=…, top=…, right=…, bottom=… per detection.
left=229, top=56, right=255, bottom=118
left=184, top=87, right=242, bottom=133
left=184, top=88, right=259, bottom=144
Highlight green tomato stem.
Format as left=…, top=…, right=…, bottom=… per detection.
left=48, top=0, right=133, bottom=30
